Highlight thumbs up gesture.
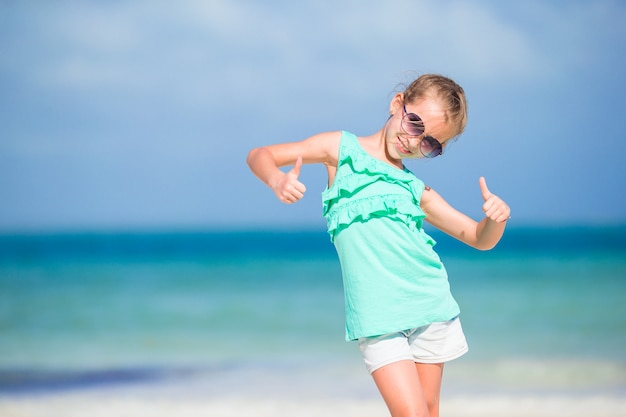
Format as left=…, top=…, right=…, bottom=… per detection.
left=479, top=177, right=511, bottom=223
left=272, top=156, right=307, bottom=204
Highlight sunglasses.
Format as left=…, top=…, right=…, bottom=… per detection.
left=401, top=105, right=443, bottom=158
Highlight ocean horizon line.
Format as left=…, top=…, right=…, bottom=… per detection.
left=1, top=221, right=626, bottom=236
left=1, top=224, right=625, bottom=261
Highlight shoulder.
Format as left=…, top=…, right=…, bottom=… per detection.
left=305, top=130, right=343, bottom=145
left=263, top=130, right=342, bottom=168
left=300, top=130, right=342, bottom=164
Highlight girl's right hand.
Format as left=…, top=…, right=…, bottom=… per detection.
left=271, top=156, right=307, bottom=204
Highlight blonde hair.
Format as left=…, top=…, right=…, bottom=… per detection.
left=403, top=74, right=468, bottom=137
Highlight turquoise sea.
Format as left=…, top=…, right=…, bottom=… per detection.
left=0, top=226, right=625, bottom=416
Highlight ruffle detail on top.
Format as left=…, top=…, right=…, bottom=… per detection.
left=322, top=131, right=428, bottom=241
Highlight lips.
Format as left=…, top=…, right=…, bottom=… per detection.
left=396, top=137, right=412, bottom=155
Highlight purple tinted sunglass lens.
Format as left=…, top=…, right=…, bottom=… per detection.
left=420, top=136, right=443, bottom=158
left=402, top=113, right=425, bottom=136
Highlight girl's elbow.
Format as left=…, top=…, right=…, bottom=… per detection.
left=246, top=147, right=262, bottom=167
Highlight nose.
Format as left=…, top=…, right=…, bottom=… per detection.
left=405, top=135, right=423, bottom=149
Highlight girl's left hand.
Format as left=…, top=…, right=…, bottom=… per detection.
left=479, top=177, right=511, bottom=223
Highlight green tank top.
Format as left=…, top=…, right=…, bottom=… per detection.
left=322, top=131, right=460, bottom=341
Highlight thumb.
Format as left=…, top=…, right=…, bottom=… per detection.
left=290, top=156, right=303, bottom=178
left=479, top=176, right=491, bottom=201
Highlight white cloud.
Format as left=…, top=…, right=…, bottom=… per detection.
left=1, top=0, right=625, bottom=228
left=5, top=0, right=620, bottom=102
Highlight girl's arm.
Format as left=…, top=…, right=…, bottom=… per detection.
left=421, top=177, right=510, bottom=250
left=246, top=131, right=341, bottom=204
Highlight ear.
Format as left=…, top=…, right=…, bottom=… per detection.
left=389, top=93, right=404, bottom=116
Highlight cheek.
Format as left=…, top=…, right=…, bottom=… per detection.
left=389, top=113, right=404, bottom=132
left=386, top=136, right=402, bottom=158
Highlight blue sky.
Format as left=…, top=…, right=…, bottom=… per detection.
left=1, top=1, right=625, bottom=231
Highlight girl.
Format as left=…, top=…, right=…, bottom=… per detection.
left=247, top=74, right=510, bottom=417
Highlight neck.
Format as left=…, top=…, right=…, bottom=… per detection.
left=379, top=126, right=404, bottom=170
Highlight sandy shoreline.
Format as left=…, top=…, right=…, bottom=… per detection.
left=1, top=360, right=625, bottom=417
left=1, top=392, right=625, bottom=417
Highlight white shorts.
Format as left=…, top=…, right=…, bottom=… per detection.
left=357, top=317, right=469, bottom=374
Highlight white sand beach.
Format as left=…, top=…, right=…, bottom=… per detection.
left=1, top=392, right=625, bottom=417
left=2, top=358, right=625, bottom=417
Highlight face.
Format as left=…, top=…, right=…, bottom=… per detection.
left=385, top=96, right=455, bottom=161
